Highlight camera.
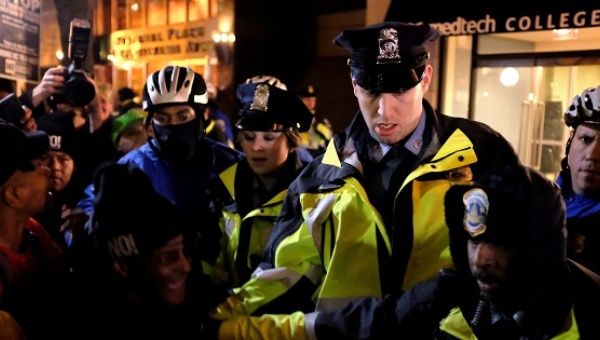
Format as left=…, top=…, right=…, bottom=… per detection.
left=52, top=18, right=96, bottom=107
left=0, top=93, right=26, bottom=128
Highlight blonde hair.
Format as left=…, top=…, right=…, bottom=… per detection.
left=96, top=83, right=114, bottom=103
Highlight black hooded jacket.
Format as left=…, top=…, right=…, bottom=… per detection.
left=314, top=165, right=600, bottom=339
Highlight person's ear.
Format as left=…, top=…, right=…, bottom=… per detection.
left=420, top=65, right=434, bottom=92
left=351, top=79, right=361, bottom=97
left=113, top=261, right=129, bottom=278
left=1, top=184, right=21, bottom=208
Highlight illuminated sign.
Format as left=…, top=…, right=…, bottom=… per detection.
left=386, top=1, right=600, bottom=36
left=110, top=20, right=218, bottom=62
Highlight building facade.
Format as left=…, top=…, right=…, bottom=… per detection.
left=93, top=0, right=234, bottom=100
left=384, top=0, right=600, bottom=178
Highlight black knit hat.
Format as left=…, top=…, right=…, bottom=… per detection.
left=36, top=112, right=79, bottom=158
left=334, top=22, right=440, bottom=93
left=92, top=163, right=185, bottom=263
left=0, top=119, right=48, bottom=185
left=0, top=77, right=14, bottom=93
left=236, top=81, right=312, bottom=132
left=444, top=165, right=567, bottom=284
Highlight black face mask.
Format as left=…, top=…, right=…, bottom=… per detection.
left=152, top=118, right=202, bottom=164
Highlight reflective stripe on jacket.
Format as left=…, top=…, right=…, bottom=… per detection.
left=218, top=103, right=518, bottom=316
left=215, top=163, right=292, bottom=287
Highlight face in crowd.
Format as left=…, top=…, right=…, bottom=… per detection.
left=238, top=130, right=291, bottom=176
left=353, top=65, right=432, bottom=146
left=2, top=159, right=52, bottom=215
left=300, top=96, right=317, bottom=113
left=568, top=123, right=600, bottom=196
left=150, top=104, right=201, bottom=162
left=41, top=151, right=74, bottom=192
left=468, top=239, right=518, bottom=305
left=116, top=121, right=148, bottom=154
left=88, top=85, right=115, bottom=119
left=143, top=234, right=191, bottom=305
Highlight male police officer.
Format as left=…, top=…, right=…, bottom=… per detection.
left=214, top=22, right=518, bottom=321
left=306, top=164, right=598, bottom=339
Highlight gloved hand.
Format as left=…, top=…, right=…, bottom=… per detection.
left=219, top=312, right=308, bottom=340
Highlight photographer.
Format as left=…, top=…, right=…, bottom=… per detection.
left=22, top=18, right=96, bottom=121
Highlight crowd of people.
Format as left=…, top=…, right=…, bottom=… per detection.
left=0, top=20, right=599, bottom=339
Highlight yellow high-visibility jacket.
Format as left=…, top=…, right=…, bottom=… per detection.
left=209, top=152, right=307, bottom=287
left=215, top=101, right=518, bottom=317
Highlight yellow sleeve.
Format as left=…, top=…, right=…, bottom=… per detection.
left=219, top=312, right=307, bottom=340
left=211, top=294, right=249, bottom=320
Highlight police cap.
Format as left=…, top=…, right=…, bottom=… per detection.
left=334, top=21, right=440, bottom=93
left=298, top=85, right=317, bottom=98
left=236, top=81, right=312, bottom=132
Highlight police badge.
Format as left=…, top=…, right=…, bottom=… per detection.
left=462, top=188, right=489, bottom=237
left=377, top=28, right=401, bottom=64
left=250, top=83, right=270, bottom=112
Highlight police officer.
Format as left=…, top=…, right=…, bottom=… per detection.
left=297, top=84, right=333, bottom=157
left=558, top=85, right=600, bottom=274
left=214, top=21, right=518, bottom=319
left=307, top=165, right=599, bottom=339
left=209, top=77, right=313, bottom=286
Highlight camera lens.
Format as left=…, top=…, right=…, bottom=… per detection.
left=64, top=74, right=96, bottom=107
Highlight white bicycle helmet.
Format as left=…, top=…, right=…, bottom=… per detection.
left=244, top=75, right=288, bottom=90
left=142, top=66, right=208, bottom=112
left=564, top=85, right=600, bottom=127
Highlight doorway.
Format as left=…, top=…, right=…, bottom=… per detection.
left=467, top=28, right=600, bottom=179
left=472, top=63, right=600, bottom=179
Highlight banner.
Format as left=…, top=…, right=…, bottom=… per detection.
left=386, top=1, right=600, bottom=36
left=0, top=0, right=41, bottom=81
left=110, top=20, right=218, bottom=65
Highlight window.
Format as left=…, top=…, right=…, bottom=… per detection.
left=168, top=0, right=187, bottom=24
left=127, top=0, right=144, bottom=28
left=188, top=0, right=209, bottom=22
left=148, top=0, right=167, bottom=27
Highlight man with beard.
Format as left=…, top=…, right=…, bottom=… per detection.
left=66, top=66, right=242, bottom=284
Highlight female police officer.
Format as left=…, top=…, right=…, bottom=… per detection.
left=210, top=76, right=312, bottom=287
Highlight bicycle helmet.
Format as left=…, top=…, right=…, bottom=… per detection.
left=564, top=85, right=600, bottom=127
left=142, top=66, right=208, bottom=112
left=244, top=75, right=288, bottom=90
